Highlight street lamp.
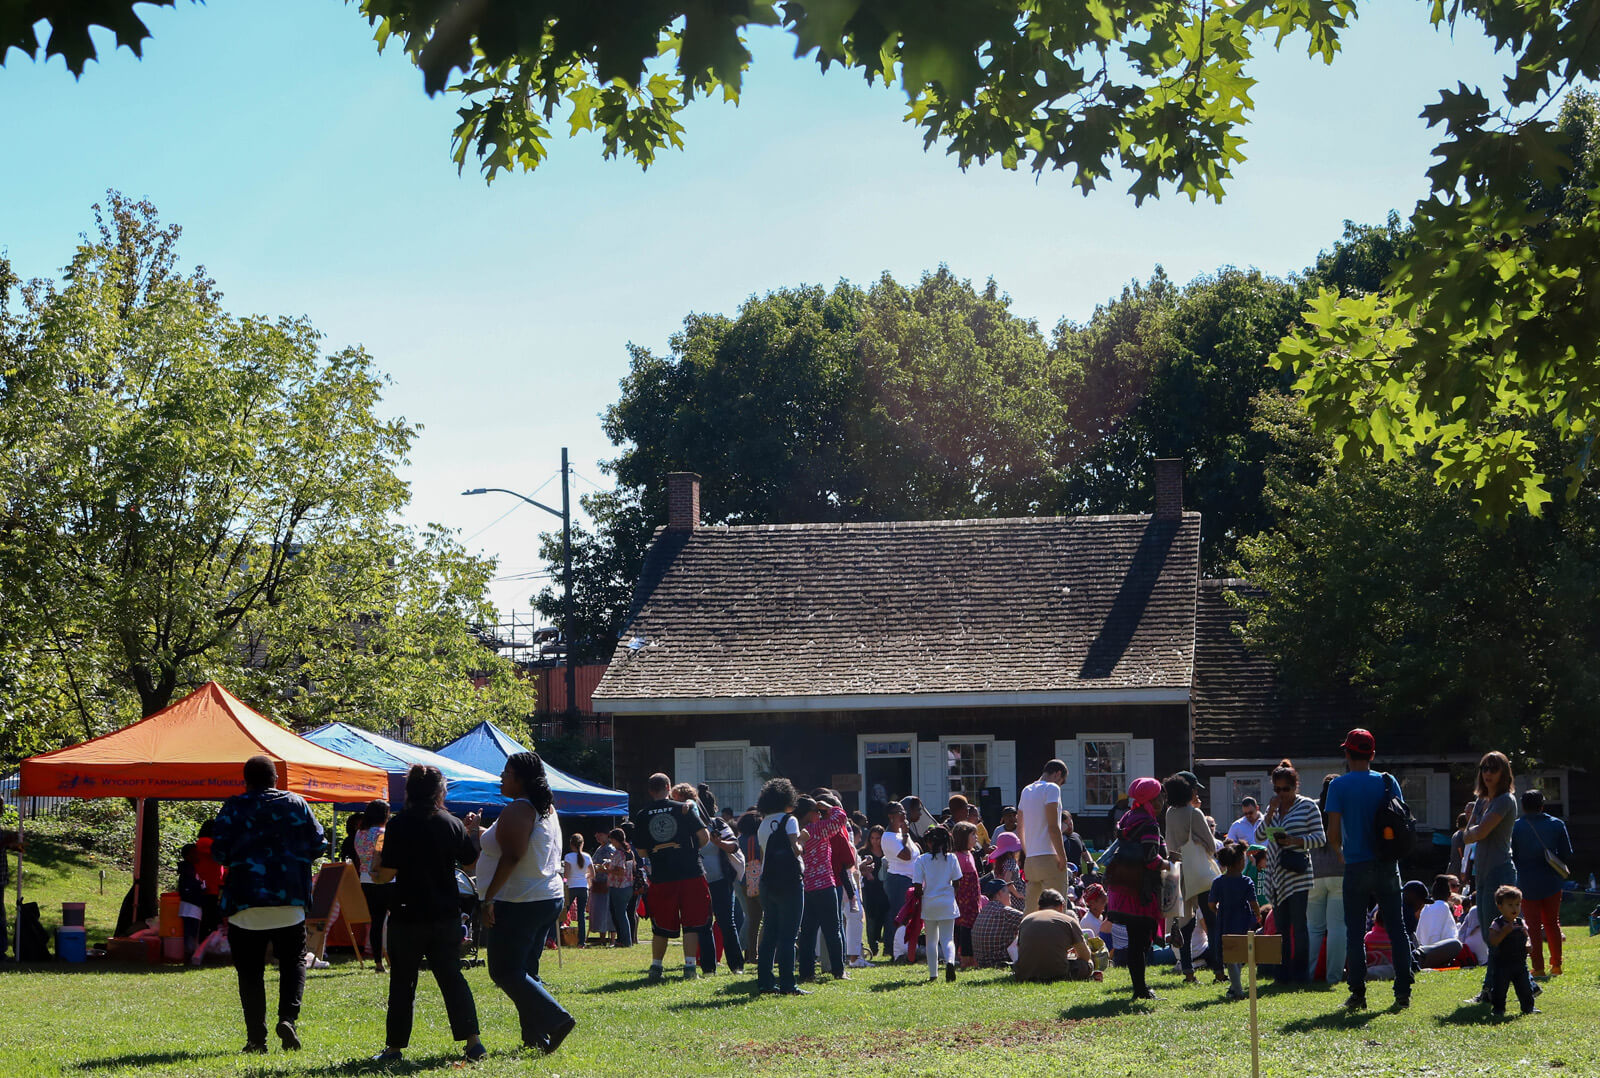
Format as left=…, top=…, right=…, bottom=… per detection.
left=463, top=446, right=578, bottom=733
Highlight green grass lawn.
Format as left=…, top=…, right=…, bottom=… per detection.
left=3, top=844, right=1597, bottom=1078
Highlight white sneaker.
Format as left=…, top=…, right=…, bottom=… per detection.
left=849, top=957, right=870, bottom=968
left=308, top=957, right=330, bottom=970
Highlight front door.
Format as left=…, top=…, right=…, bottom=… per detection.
left=864, top=756, right=912, bottom=827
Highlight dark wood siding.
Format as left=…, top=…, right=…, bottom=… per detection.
left=614, top=703, right=1189, bottom=842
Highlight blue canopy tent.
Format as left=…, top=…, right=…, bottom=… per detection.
left=436, top=721, right=628, bottom=816
left=302, top=722, right=507, bottom=812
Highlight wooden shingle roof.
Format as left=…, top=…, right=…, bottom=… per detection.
left=593, top=513, right=1201, bottom=709
left=1191, top=579, right=1372, bottom=760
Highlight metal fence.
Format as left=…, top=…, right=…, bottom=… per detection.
left=0, top=772, right=75, bottom=819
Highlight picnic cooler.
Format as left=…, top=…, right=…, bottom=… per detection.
left=61, top=902, right=86, bottom=928
left=55, top=927, right=87, bottom=963
left=107, top=937, right=161, bottom=962
left=158, top=892, right=183, bottom=938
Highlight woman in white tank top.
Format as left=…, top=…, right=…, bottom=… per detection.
left=468, top=752, right=574, bottom=1055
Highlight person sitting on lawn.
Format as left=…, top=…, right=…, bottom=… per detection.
left=972, top=876, right=1024, bottom=968
left=1413, top=875, right=1464, bottom=969
left=1012, top=888, right=1101, bottom=983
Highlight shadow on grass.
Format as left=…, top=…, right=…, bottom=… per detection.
left=9, top=961, right=196, bottom=975
left=664, top=982, right=768, bottom=1010
left=1431, top=1003, right=1496, bottom=1026
left=1058, top=997, right=1150, bottom=1020
left=295, top=1050, right=475, bottom=1075
left=579, top=974, right=674, bottom=994
left=868, top=977, right=937, bottom=992
left=74, top=1050, right=233, bottom=1071
left=1279, top=1007, right=1380, bottom=1032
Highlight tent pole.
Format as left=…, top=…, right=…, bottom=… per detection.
left=13, top=811, right=23, bottom=961
left=132, top=797, right=145, bottom=926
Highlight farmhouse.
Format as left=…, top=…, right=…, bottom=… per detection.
left=594, top=464, right=1201, bottom=840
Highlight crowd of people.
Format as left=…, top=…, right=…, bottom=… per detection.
left=189, top=724, right=1577, bottom=1060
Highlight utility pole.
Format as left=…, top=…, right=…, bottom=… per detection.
left=462, top=446, right=580, bottom=735
left=561, top=447, right=578, bottom=735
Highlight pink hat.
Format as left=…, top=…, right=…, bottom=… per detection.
left=987, top=831, right=1022, bottom=862
left=1128, top=777, right=1162, bottom=807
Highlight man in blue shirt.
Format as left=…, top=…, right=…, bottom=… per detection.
left=1324, top=728, right=1414, bottom=1010
left=1511, top=789, right=1574, bottom=977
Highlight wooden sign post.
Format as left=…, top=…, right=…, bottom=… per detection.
left=1223, top=932, right=1282, bottom=1078
left=306, top=862, right=370, bottom=965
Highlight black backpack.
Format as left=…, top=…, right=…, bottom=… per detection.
left=1373, top=773, right=1417, bottom=861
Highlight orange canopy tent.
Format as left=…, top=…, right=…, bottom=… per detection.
left=19, top=681, right=388, bottom=803
left=14, top=682, right=387, bottom=952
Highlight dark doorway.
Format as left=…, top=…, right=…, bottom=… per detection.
left=865, top=756, right=913, bottom=827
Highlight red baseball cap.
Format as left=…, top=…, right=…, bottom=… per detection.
left=1340, top=728, right=1376, bottom=757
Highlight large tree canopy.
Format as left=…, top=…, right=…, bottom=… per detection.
left=8, top=2, right=1599, bottom=511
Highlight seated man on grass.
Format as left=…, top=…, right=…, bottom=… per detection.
left=1011, top=889, right=1101, bottom=983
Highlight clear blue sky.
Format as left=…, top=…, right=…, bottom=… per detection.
left=0, top=2, right=1508, bottom=615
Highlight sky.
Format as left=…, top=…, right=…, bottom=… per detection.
left=0, top=2, right=1511, bottom=617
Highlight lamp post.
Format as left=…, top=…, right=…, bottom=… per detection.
left=463, top=446, right=579, bottom=733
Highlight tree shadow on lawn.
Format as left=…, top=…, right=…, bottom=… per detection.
left=73, top=1050, right=234, bottom=1071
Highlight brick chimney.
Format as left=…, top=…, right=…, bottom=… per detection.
left=1153, top=458, right=1183, bottom=520
left=666, top=472, right=701, bottom=531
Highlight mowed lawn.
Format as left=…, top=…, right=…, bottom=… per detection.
left=3, top=852, right=1597, bottom=1078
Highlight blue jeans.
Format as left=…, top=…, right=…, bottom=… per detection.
left=487, top=899, right=572, bottom=1049
left=757, top=880, right=802, bottom=991
left=1478, top=860, right=1518, bottom=997
left=799, top=886, right=844, bottom=979
left=884, top=873, right=913, bottom=935
left=1342, top=860, right=1413, bottom=999
left=1306, top=875, right=1346, bottom=983
left=607, top=886, right=634, bottom=947
left=697, top=878, right=744, bottom=973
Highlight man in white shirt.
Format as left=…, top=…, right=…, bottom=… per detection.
left=1226, top=798, right=1262, bottom=845
left=1016, top=759, right=1068, bottom=913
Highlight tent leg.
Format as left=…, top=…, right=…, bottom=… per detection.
left=131, top=797, right=145, bottom=926
left=13, top=812, right=23, bottom=962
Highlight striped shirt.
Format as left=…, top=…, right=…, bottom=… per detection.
left=802, top=805, right=848, bottom=891
left=1258, top=794, right=1326, bottom=904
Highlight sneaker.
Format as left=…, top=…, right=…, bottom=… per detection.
left=1521, top=1007, right=1541, bottom=1016
left=945, top=963, right=957, bottom=983
left=1550, top=964, right=1562, bottom=977
left=1343, top=992, right=1367, bottom=1011
left=307, top=957, right=329, bottom=970
left=848, top=957, right=870, bottom=969
left=1490, top=1008, right=1507, bottom=1018
left=647, top=966, right=664, bottom=983
left=1226, top=989, right=1248, bottom=1001
left=1393, top=992, right=1411, bottom=1010
left=464, top=1042, right=488, bottom=1063
left=780, top=986, right=811, bottom=995
left=682, top=967, right=700, bottom=980
left=276, top=1020, right=301, bottom=1051
left=1464, top=993, right=1489, bottom=1006
left=1132, top=988, right=1158, bottom=1001
left=370, top=1048, right=404, bottom=1063
left=241, top=1043, right=268, bottom=1056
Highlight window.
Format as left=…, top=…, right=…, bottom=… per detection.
left=700, top=746, right=747, bottom=815
left=1525, top=771, right=1567, bottom=815
left=1226, top=774, right=1268, bottom=823
left=1082, top=739, right=1128, bottom=810
left=942, top=740, right=990, bottom=801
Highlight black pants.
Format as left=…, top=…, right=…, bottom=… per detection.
left=230, top=921, right=307, bottom=1046
left=362, top=883, right=392, bottom=962
left=1123, top=915, right=1157, bottom=996
left=385, top=917, right=480, bottom=1049
left=1491, top=956, right=1536, bottom=1014
left=798, top=886, right=844, bottom=979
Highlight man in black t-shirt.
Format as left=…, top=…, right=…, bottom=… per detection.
left=631, top=772, right=710, bottom=980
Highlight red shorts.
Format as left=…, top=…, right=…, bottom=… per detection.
left=645, top=877, right=712, bottom=937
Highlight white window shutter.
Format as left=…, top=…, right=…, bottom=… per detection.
left=991, top=740, right=1017, bottom=804
left=673, top=746, right=699, bottom=788
left=918, top=740, right=947, bottom=806
left=1426, top=770, right=1450, bottom=832
left=1056, top=739, right=1082, bottom=813
left=1130, top=739, right=1156, bottom=790
left=745, top=746, right=771, bottom=810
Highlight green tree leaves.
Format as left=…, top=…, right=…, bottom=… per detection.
left=0, top=195, right=537, bottom=753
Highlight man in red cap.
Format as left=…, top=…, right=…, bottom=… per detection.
left=1324, top=728, right=1414, bottom=1011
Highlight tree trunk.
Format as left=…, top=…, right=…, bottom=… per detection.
left=133, top=671, right=178, bottom=924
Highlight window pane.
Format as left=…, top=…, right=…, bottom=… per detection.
left=1228, top=777, right=1267, bottom=822
left=1082, top=740, right=1127, bottom=808
left=701, top=748, right=745, bottom=813
left=942, top=741, right=989, bottom=801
